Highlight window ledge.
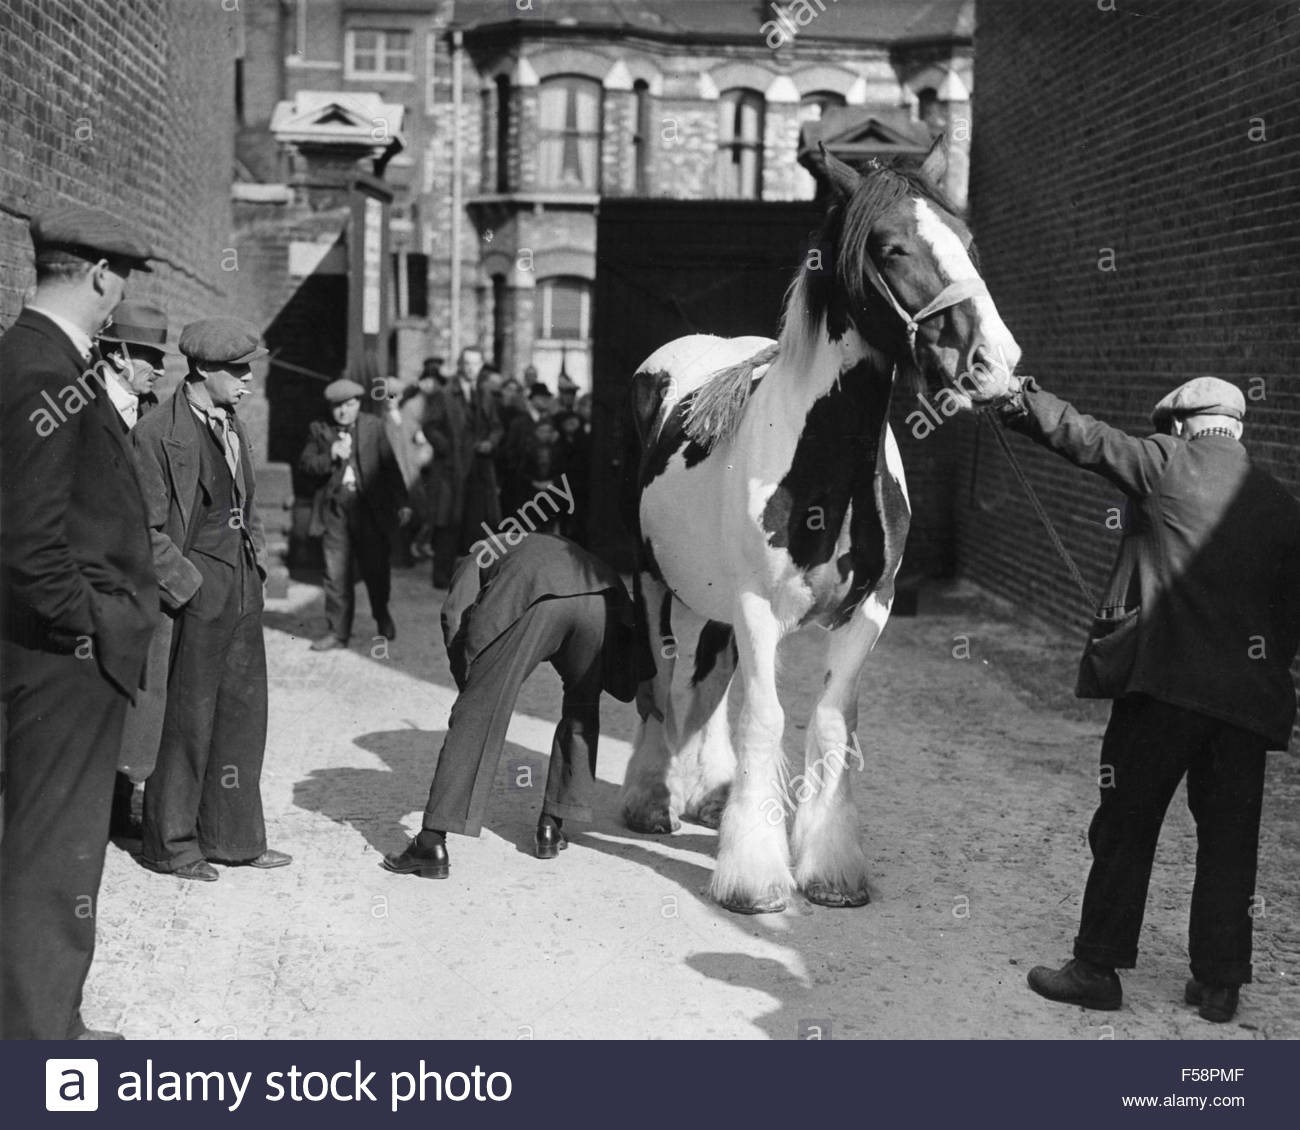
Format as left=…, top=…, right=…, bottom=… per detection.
left=467, top=191, right=600, bottom=208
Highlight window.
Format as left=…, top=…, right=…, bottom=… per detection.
left=535, top=277, right=592, bottom=340
left=285, top=0, right=306, bottom=58
left=496, top=75, right=511, bottom=192
left=800, top=90, right=846, bottom=120
left=491, top=274, right=507, bottom=368
left=717, top=89, right=764, bottom=199
left=917, top=87, right=943, bottom=131
left=347, top=29, right=413, bottom=79
left=390, top=252, right=428, bottom=319
left=538, top=76, right=602, bottom=191
left=633, top=80, right=651, bottom=194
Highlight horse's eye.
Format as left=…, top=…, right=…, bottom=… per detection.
left=885, top=245, right=907, bottom=259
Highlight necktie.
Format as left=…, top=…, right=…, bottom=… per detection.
left=210, top=410, right=245, bottom=503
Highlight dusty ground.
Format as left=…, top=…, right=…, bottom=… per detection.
left=87, top=565, right=1300, bottom=1040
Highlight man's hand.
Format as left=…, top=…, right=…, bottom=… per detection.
left=474, top=439, right=493, bottom=455
left=331, top=433, right=353, bottom=462
left=397, top=507, right=413, bottom=528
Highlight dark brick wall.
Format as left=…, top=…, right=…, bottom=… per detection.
left=1, top=0, right=237, bottom=396
left=961, top=0, right=1300, bottom=630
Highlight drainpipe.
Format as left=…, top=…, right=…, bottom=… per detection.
left=449, top=28, right=464, bottom=361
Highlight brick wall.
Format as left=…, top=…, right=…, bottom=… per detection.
left=1, top=0, right=236, bottom=400
left=960, top=0, right=1300, bottom=630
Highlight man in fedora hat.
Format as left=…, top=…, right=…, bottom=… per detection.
left=1, top=205, right=160, bottom=1039
left=95, top=300, right=174, bottom=840
left=298, top=378, right=410, bottom=650
left=972, top=371, right=1300, bottom=1023
left=132, top=317, right=291, bottom=881
left=98, top=299, right=171, bottom=428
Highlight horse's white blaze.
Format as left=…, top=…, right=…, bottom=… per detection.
left=913, top=199, right=1021, bottom=390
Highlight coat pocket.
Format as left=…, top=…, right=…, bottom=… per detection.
left=1075, top=607, right=1141, bottom=699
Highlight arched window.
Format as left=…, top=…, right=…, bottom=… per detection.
left=538, top=76, right=603, bottom=190
left=495, top=75, right=511, bottom=192
left=800, top=90, right=846, bottom=120
left=633, top=79, right=651, bottom=194
left=717, top=88, right=764, bottom=200
left=535, top=277, right=592, bottom=341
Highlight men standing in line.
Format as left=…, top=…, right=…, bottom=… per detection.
left=96, top=300, right=174, bottom=840
left=423, top=345, right=503, bottom=587
left=133, top=318, right=291, bottom=882
left=974, top=371, right=1300, bottom=1024
left=0, top=207, right=160, bottom=1039
left=299, top=378, right=410, bottom=650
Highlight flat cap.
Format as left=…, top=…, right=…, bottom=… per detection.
left=1151, top=377, right=1245, bottom=431
left=99, top=301, right=172, bottom=352
left=178, top=318, right=268, bottom=365
left=325, top=378, right=365, bottom=403
left=527, top=382, right=552, bottom=399
left=31, top=205, right=155, bottom=270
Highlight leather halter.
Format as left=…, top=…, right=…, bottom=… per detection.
left=861, top=253, right=989, bottom=365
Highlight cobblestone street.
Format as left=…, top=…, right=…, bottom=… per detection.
left=86, top=569, right=1300, bottom=1041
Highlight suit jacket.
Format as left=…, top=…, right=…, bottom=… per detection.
left=440, top=533, right=653, bottom=701
left=132, top=385, right=268, bottom=614
left=298, top=411, right=409, bottom=537
left=0, top=308, right=159, bottom=698
left=1009, top=384, right=1300, bottom=747
left=422, top=381, right=503, bottom=527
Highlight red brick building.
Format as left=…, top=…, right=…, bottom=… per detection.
left=959, top=0, right=1300, bottom=630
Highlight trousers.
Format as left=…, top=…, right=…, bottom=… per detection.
left=1073, top=694, right=1267, bottom=985
left=1, top=643, right=127, bottom=1038
left=321, top=494, right=391, bottom=641
left=423, top=594, right=607, bottom=836
left=141, top=551, right=268, bottom=870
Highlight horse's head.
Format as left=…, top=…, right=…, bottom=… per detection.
left=801, top=140, right=1020, bottom=408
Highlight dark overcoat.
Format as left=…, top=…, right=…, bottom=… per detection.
left=298, top=410, right=409, bottom=537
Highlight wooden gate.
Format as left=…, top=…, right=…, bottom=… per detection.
left=587, top=198, right=822, bottom=568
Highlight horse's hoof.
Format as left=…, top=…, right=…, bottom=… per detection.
left=718, top=892, right=787, bottom=915
left=685, top=786, right=730, bottom=830
left=623, top=808, right=680, bottom=835
left=803, top=882, right=871, bottom=908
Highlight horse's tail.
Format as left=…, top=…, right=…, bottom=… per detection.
left=681, top=342, right=780, bottom=450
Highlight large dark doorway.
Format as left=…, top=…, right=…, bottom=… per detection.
left=586, top=198, right=822, bottom=569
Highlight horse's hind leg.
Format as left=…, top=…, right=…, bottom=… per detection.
left=620, top=578, right=681, bottom=834
left=674, top=622, right=736, bottom=829
left=791, top=595, right=893, bottom=908
left=711, top=592, right=792, bottom=914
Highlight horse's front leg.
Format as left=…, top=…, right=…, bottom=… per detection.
left=620, top=577, right=681, bottom=834
left=711, top=591, right=792, bottom=914
left=791, top=595, right=893, bottom=907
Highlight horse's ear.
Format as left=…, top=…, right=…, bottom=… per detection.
left=918, top=134, right=948, bottom=188
left=799, top=141, right=860, bottom=200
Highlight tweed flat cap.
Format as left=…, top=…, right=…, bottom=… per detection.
left=1151, top=377, right=1245, bottom=431
left=325, top=378, right=365, bottom=403
left=31, top=206, right=155, bottom=270
left=99, top=301, right=172, bottom=352
left=178, top=318, right=268, bottom=364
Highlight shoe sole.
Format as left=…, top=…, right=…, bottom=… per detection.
left=380, top=859, right=448, bottom=879
left=535, top=839, right=568, bottom=860
left=1027, top=976, right=1121, bottom=1011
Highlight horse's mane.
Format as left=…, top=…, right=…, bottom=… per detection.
left=680, top=159, right=960, bottom=450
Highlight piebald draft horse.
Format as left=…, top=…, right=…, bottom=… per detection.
left=621, top=141, right=1021, bottom=914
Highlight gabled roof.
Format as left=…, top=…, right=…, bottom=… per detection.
left=269, top=91, right=406, bottom=149
left=451, top=0, right=972, bottom=46
left=803, top=107, right=933, bottom=161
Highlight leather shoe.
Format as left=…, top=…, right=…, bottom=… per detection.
left=310, top=634, right=347, bottom=651
left=381, top=837, right=449, bottom=879
left=1027, top=958, right=1121, bottom=1011
left=139, top=857, right=219, bottom=882
left=376, top=613, right=397, bottom=640
left=534, top=816, right=569, bottom=860
left=245, top=848, right=293, bottom=869
left=75, top=1029, right=125, bottom=1040
left=1185, top=979, right=1239, bottom=1023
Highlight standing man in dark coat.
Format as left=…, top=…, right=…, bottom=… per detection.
left=299, top=378, right=410, bottom=650
left=0, top=207, right=160, bottom=1040
left=978, top=373, right=1300, bottom=1023
left=423, top=345, right=503, bottom=587
left=382, top=533, right=653, bottom=878
left=133, top=319, right=291, bottom=882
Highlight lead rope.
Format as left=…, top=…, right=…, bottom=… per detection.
left=978, top=409, right=1098, bottom=610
